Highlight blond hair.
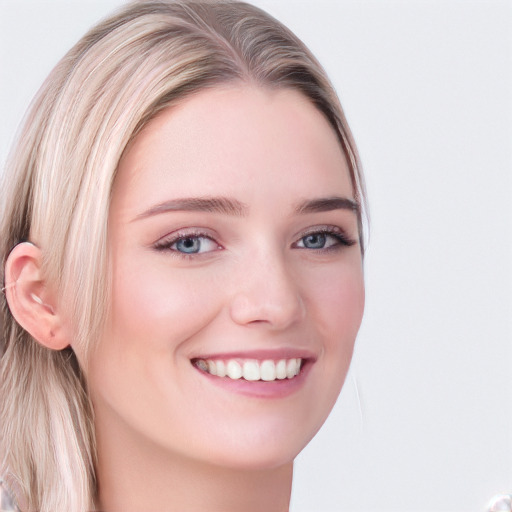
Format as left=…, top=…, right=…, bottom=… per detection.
left=0, top=1, right=366, bottom=510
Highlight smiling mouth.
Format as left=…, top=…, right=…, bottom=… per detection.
left=192, top=358, right=303, bottom=382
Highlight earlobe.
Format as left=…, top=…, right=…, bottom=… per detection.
left=4, top=242, right=70, bottom=350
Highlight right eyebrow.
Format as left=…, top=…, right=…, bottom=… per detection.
left=132, top=196, right=249, bottom=222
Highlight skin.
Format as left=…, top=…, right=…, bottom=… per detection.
left=79, top=85, right=365, bottom=511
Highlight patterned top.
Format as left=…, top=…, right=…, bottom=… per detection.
left=0, top=481, right=19, bottom=512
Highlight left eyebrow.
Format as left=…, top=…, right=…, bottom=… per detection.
left=294, top=196, right=359, bottom=215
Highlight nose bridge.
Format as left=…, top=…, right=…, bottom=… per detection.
left=229, top=242, right=305, bottom=329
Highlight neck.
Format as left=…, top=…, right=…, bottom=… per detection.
left=94, top=417, right=293, bottom=512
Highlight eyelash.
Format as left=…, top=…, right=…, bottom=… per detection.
left=153, top=226, right=356, bottom=259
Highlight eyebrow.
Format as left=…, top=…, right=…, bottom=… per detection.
left=294, top=196, right=360, bottom=215
left=134, top=197, right=249, bottom=220
left=134, top=195, right=359, bottom=221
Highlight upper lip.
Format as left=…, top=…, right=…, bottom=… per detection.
left=190, top=348, right=317, bottom=362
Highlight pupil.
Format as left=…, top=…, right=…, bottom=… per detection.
left=178, top=237, right=200, bottom=253
left=305, top=234, right=325, bottom=248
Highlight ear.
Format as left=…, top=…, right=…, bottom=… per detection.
left=4, top=242, right=70, bottom=350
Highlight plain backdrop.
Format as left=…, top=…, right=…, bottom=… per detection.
left=1, top=1, right=511, bottom=511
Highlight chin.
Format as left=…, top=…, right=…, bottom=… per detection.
left=207, top=446, right=300, bottom=472
left=191, top=419, right=320, bottom=472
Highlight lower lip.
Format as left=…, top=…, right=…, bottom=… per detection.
left=193, top=361, right=313, bottom=399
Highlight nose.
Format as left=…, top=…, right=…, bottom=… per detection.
left=229, top=249, right=306, bottom=330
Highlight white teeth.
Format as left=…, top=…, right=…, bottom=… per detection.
left=260, top=360, right=276, bottom=381
left=276, top=359, right=287, bottom=380
left=216, top=360, right=226, bottom=377
left=226, top=360, right=242, bottom=379
left=243, top=361, right=260, bottom=381
left=195, top=357, right=303, bottom=381
left=207, top=360, right=217, bottom=376
left=286, top=358, right=299, bottom=379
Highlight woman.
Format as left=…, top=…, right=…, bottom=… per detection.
left=0, top=1, right=366, bottom=510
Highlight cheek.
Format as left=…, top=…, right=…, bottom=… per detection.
left=304, top=260, right=365, bottom=394
left=110, top=256, right=226, bottom=349
left=307, top=260, right=365, bottom=344
left=328, top=270, right=365, bottom=340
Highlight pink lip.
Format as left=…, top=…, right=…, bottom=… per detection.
left=190, top=352, right=315, bottom=399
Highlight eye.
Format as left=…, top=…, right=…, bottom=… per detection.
left=296, top=232, right=337, bottom=250
left=294, top=228, right=356, bottom=251
left=154, top=231, right=220, bottom=255
left=299, top=233, right=330, bottom=249
left=173, top=236, right=219, bottom=254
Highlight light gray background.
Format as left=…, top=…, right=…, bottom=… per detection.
left=1, top=1, right=511, bottom=511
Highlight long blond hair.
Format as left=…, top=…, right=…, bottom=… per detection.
left=0, top=1, right=366, bottom=510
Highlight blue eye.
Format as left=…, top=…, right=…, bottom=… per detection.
left=154, top=232, right=220, bottom=255
left=301, top=233, right=328, bottom=249
left=173, top=237, right=202, bottom=254
left=295, top=228, right=356, bottom=250
left=171, top=235, right=218, bottom=254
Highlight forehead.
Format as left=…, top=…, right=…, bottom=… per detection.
left=112, top=85, right=352, bottom=214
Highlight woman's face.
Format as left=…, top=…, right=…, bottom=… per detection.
left=85, top=85, right=364, bottom=470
